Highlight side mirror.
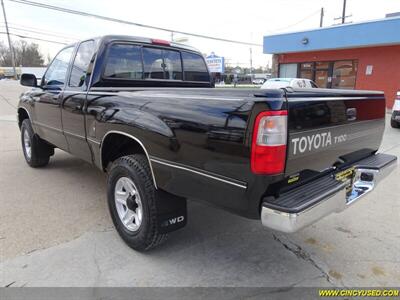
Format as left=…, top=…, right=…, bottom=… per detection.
left=20, top=73, right=38, bottom=87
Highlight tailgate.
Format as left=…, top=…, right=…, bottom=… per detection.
left=285, top=89, right=386, bottom=175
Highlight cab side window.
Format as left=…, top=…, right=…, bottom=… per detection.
left=42, top=47, right=74, bottom=87
left=69, top=40, right=95, bottom=88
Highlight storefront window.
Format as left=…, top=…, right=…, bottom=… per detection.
left=332, top=60, right=358, bottom=89
left=315, top=70, right=329, bottom=88
left=279, top=60, right=358, bottom=89
left=299, top=62, right=314, bottom=80
left=300, top=69, right=313, bottom=80
left=314, top=61, right=330, bottom=88
left=301, top=63, right=313, bottom=69
left=279, top=63, right=297, bottom=78
left=315, top=61, right=329, bottom=69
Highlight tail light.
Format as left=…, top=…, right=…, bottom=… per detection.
left=251, top=110, right=288, bottom=175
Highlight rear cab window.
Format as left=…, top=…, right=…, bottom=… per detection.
left=104, top=44, right=143, bottom=79
left=181, top=51, right=209, bottom=82
left=161, top=49, right=182, bottom=80
left=143, top=47, right=182, bottom=80
left=103, top=43, right=210, bottom=83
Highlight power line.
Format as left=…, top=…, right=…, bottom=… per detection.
left=6, top=21, right=81, bottom=39
left=0, top=25, right=76, bottom=42
left=267, top=9, right=321, bottom=33
left=7, top=0, right=263, bottom=47
left=0, top=23, right=78, bottom=40
left=0, top=31, right=68, bottom=44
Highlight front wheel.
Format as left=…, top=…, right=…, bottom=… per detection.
left=391, top=119, right=399, bottom=128
left=107, top=154, right=168, bottom=251
left=20, top=119, right=53, bottom=167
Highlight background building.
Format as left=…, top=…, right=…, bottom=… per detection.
left=264, top=15, right=400, bottom=109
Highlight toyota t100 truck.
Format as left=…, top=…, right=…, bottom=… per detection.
left=17, top=35, right=397, bottom=251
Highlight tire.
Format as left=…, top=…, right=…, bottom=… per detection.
left=391, top=119, right=399, bottom=128
left=21, top=119, right=53, bottom=167
left=107, top=154, right=168, bottom=251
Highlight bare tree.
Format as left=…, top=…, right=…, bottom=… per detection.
left=0, top=41, right=8, bottom=66
left=0, top=40, right=45, bottom=67
left=44, top=53, right=53, bottom=66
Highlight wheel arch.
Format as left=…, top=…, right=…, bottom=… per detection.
left=100, top=130, right=157, bottom=188
left=17, top=107, right=31, bottom=128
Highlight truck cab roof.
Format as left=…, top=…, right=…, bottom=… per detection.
left=98, top=35, right=200, bottom=53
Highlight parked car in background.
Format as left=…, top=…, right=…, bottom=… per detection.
left=391, top=91, right=400, bottom=128
left=261, top=78, right=318, bottom=89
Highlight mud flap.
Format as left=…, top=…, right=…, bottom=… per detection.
left=155, top=189, right=187, bottom=234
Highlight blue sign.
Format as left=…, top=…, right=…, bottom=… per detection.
left=206, top=52, right=225, bottom=73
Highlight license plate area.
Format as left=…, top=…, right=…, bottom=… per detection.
left=335, top=166, right=355, bottom=200
left=335, top=166, right=378, bottom=204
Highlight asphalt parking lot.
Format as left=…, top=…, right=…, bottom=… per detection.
left=0, top=80, right=399, bottom=288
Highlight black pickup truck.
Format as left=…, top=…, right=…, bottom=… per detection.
left=18, top=35, right=397, bottom=251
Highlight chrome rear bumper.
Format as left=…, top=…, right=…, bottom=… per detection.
left=261, top=153, right=397, bottom=233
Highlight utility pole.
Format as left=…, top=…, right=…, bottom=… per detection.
left=319, top=7, right=324, bottom=27
left=1, top=0, right=17, bottom=79
left=341, top=0, right=347, bottom=24
left=334, top=0, right=351, bottom=25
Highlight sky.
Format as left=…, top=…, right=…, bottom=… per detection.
left=1, top=0, right=400, bottom=67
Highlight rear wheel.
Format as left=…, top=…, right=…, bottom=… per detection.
left=20, top=119, right=53, bottom=167
left=391, top=119, right=399, bottom=128
left=107, top=154, right=168, bottom=251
